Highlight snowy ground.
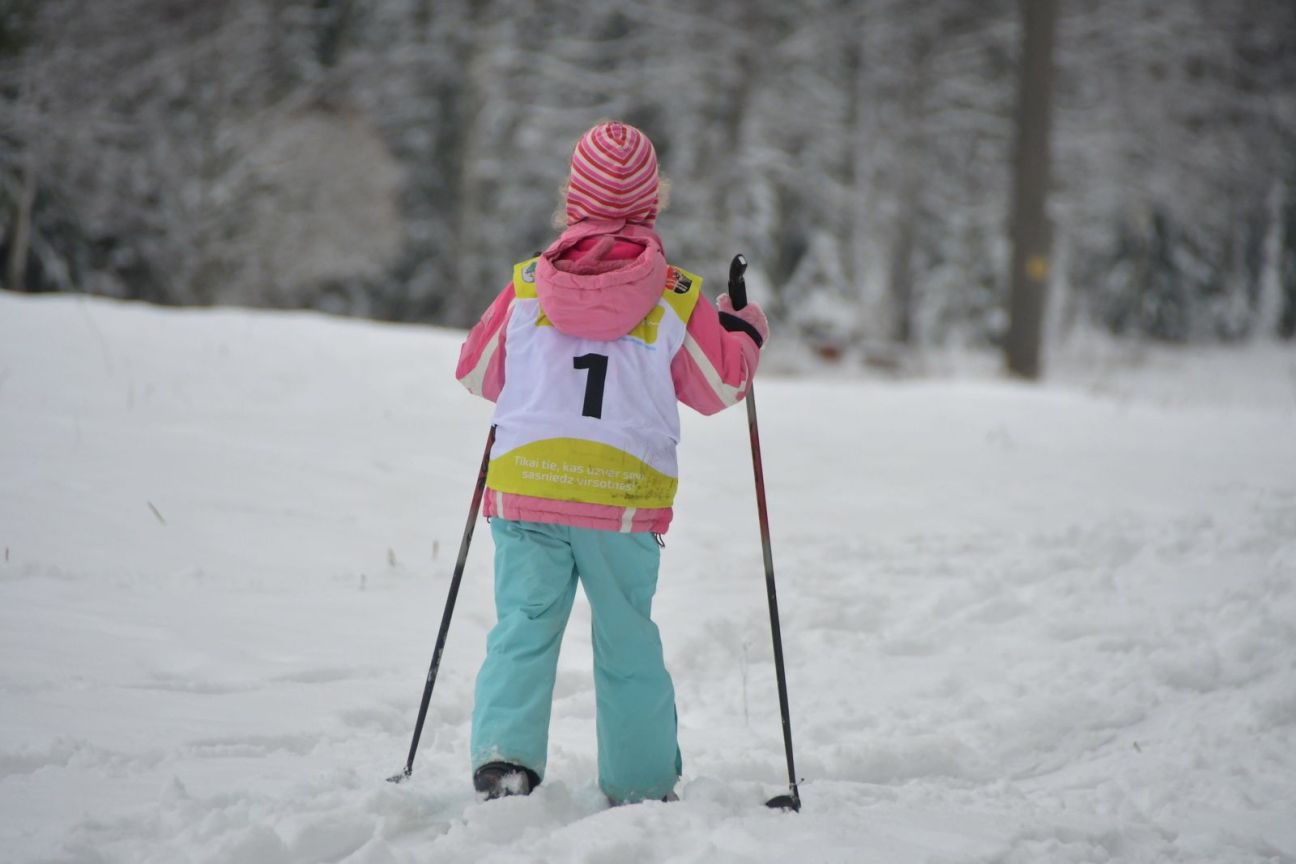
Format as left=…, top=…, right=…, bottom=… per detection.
left=1, top=291, right=1294, bottom=864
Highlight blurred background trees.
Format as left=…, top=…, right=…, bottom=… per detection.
left=2, top=0, right=1294, bottom=359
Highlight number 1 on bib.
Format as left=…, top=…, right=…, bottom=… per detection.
left=573, top=353, right=609, bottom=419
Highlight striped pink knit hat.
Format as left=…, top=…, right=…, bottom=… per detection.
left=565, top=121, right=660, bottom=226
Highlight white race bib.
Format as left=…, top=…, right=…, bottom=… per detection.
left=488, top=258, right=703, bottom=509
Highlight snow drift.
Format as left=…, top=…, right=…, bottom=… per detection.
left=1, top=291, right=1294, bottom=863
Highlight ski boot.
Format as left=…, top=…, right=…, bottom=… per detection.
left=473, top=762, right=537, bottom=800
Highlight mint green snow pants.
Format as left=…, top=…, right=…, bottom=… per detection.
left=470, top=519, right=682, bottom=803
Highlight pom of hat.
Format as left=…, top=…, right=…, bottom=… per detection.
left=566, top=122, right=660, bottom=225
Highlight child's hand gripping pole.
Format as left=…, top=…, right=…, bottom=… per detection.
left=719, top=254, right=769, bottom=347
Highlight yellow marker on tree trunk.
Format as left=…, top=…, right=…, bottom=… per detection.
left=1026, top=254, right=1050, bottom=283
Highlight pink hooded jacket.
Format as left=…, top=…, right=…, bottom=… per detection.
left=456, top=219, right=764, bottom=534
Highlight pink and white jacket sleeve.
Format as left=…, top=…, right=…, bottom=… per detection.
left=455, top=284, right=514, bottom=402
left=671, top=298, right=762, bottom=415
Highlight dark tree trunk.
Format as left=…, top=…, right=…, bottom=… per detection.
left=6, top=159, right=35, bottom=292
left=1005, top=0, right=1057, bottom=378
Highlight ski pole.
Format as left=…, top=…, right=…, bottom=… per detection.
left=388, top=425, right=496, bottom=784
left=727, top=255, right=802, bottom=813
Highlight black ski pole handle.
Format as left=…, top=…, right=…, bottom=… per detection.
left=728, top=254, right=748, bottom=311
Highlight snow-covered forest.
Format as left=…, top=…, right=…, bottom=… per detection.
left=3, top=4, right=1296, bottom=861
left=3, top=0, right=1295, bottom=354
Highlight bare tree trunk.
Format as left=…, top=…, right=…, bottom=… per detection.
left=888, top=184, right=918, bottom=344
left=1005, top=0, right=1057, bottom=379
left=6, top=159, right=36, bottom=292
left=887, top=31, right=932, bottom=346
left=1256, top=181, right=1287, bottom=339
left=445, top=1, right=491, bottom=327
left=315, top=0, right=355, bottom=69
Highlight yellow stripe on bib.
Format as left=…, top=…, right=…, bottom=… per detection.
left=488, top=438, right=678, bottom=509
left=625, top=305, right=666, bottom=344
left=512, top=257, right=540, bottom=299
left=661, top=266, right=703, bottom=322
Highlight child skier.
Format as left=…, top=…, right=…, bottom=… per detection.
left=455, top=120, right=769, bottom=805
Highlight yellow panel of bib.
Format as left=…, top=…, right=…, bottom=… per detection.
left=488, top=438, right=679, bottom=509
left=625, top=305, right=667, bottom=344
left=513, top=257, right=540, bottom=299
left=662, top=266, right=703, bottom=321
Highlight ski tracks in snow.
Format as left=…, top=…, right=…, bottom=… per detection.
left=1, top=294, right=1294, bottom=862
